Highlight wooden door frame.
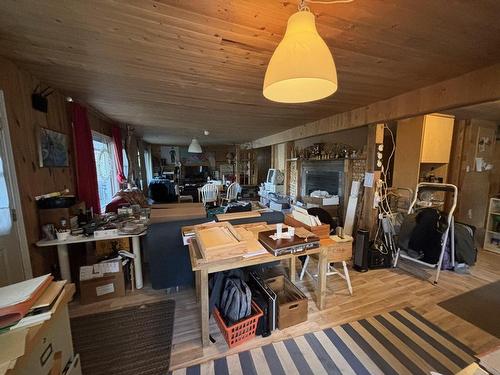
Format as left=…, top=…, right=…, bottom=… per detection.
left=0, top=90, right=32, bottom=279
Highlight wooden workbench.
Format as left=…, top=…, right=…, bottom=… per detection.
left=187, top=230, right=340, bottom=347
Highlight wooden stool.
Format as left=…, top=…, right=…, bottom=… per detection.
left=299, top=236, right=353, bottom=295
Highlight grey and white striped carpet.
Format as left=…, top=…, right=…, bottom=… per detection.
left=171, top=308, right=477, bottom=375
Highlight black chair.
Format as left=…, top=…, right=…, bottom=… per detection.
left=149, top=179, right=177, bottom=203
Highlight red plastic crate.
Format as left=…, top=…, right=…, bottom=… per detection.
left=213, top=301, right=263, bottom=348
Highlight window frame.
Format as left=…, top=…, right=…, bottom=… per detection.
left=92, top=131, right=118, bottom=211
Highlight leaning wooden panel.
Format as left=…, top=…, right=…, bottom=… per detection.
left=215, top=211, right=261, bottom=221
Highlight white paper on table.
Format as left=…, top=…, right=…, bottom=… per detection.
left=270, top=232, right=292, bottom=241
left=10, top=311, right=52, bottom=330
left=182, top=234, right=195, bottom=246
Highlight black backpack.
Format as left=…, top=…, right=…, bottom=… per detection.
left=209, top=270, right=252, bottom=326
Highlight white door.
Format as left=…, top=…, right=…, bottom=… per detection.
left=0, top=90, right=31, bottom=286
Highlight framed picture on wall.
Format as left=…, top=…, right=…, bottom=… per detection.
left=160, top=146, right=179, bottom=165
left=38, top=127, right=69, bottom=167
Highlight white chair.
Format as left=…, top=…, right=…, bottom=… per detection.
left=175, top=184, right=194, bottom=203
left=200, top=183, right=219, bottom=206
left=299, top=256, right=353, bottom=296
left=221, top=182, right=240, bottom=205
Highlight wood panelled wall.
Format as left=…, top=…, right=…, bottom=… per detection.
left=0, top=57, right=116, bottom=277
left=87, top=108, right=113, bottom=137
left=448, top=119, right=498, bottom=236
left=0, top=57, right=75, bottom=277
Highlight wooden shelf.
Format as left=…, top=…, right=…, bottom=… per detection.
left=484, top=201, right=500, bottom=253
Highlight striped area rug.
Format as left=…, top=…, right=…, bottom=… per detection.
left=171, top=308, right=477, bottom=375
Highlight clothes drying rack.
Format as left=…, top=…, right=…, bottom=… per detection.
left=393, top=182, right=458, bottom=284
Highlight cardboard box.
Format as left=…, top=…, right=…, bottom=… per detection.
left=79, top=262, right=125, bottom=305
left=302, top=195, right=339, bottom=206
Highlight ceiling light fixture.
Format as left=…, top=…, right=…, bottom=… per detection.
left=263, top=0, right=353, bottom=103
left=188, top=138, right=202, bottom=153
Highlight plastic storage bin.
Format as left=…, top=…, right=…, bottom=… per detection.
left=214, top=301, right=263, bottom=348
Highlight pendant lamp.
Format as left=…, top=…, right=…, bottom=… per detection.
left=263, top=7, right=337, bottom=103
left=188, top=138, right=202, bottom=153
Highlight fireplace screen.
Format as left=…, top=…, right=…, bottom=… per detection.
left=301, top=160, right=345, bottom=198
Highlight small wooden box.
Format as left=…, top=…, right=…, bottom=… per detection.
left=264, top=275, right=308, bottom=330
left=328, top=240, right=353, bottom=262
left=284, top=214, right=330, bottom=239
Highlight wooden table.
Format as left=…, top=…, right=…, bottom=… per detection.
left=187, top=234, right=338, bottom=347
left=36, top=232, right=146, bottom=289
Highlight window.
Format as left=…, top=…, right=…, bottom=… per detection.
left=92, top=132, right=117, bottom=211
left=144, top=146, right=153, bottom=185
left=122, top=149, right=129, bottom=181
left=0, top=155, right=12, bottom=235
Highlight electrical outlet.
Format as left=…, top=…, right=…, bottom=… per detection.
left=467, top=209, right=473, bottom=219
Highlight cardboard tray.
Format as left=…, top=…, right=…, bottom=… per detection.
left=284, top=214, right=330, bottom=239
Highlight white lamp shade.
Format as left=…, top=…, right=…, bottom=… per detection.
left=263, top=11, right=337, bottom=103
left=188, top=138, right=202, bottom=153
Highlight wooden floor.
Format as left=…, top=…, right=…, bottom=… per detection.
left=69, top=250, right=500, bottom=371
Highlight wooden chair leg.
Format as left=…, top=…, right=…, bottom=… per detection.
left=299, top=255, right=309, bottom=280
left=342, top=261, right=353, bottom=296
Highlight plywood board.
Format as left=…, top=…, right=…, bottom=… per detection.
left=421, top=114, right=455, bottom=163
left=393, top=116, right=424, bottom=189
left=215, top=211, right=261, bottom=221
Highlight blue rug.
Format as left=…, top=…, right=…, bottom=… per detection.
left=171, top=308, right=476, bottom=375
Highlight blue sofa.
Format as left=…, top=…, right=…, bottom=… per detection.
left=144, top=211, right=284, bottom=289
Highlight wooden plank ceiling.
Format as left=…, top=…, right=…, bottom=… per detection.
left=0, top=0, right=499, bottom=145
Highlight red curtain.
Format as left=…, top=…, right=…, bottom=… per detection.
left=112, top=126, right=126, bottom=185
left=72, top=103, right=101, bottom=214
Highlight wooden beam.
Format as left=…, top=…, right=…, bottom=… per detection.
left=284, top=141, right=294, bottom=195
left=359, top=123, right=384, bottom=238
left=235, top=145, right=240, bottom=184
left=250, top=64, right=500, bottom=148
